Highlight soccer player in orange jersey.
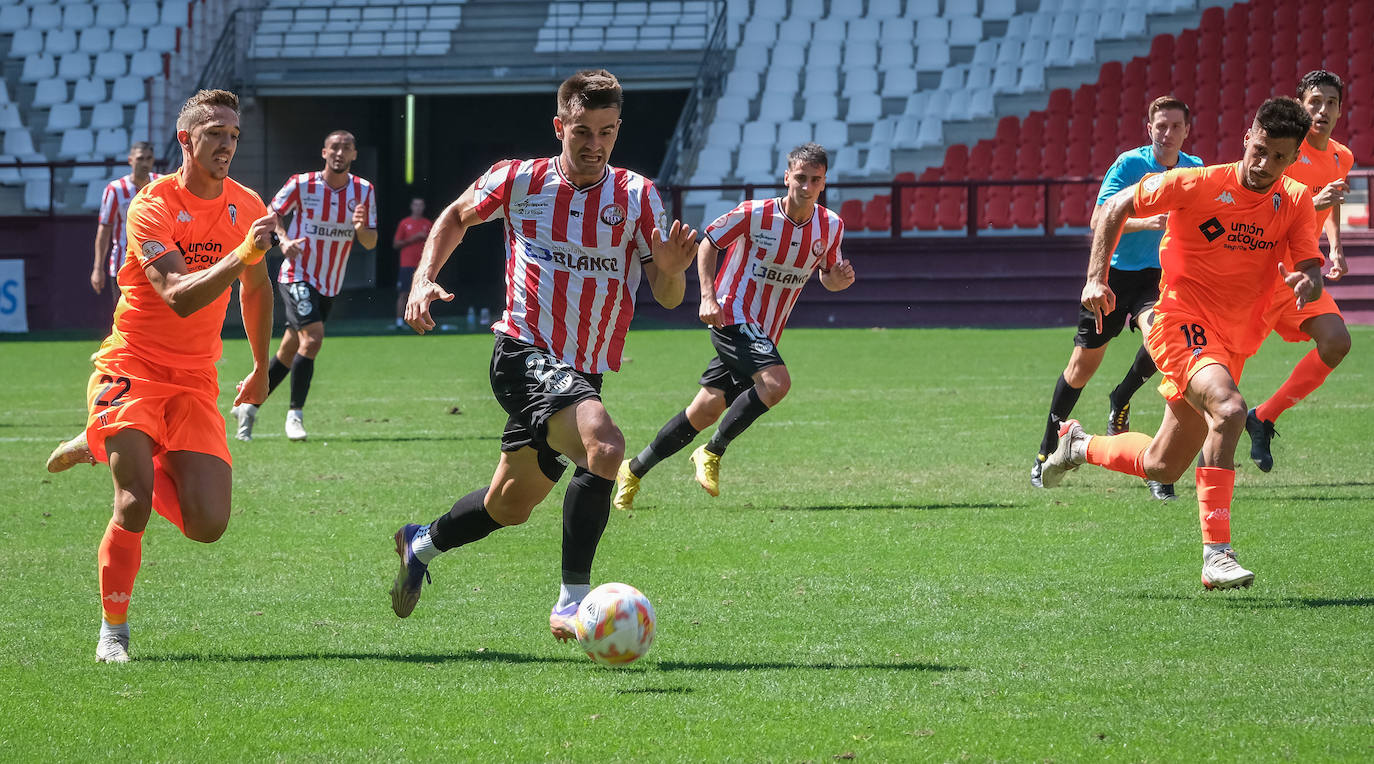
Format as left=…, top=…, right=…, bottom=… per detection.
left=48, top=89, right=276, bottom=662
left=1040, top=98, right=1324, bottom=590
left=1243, top=71, right=1354, bottom=472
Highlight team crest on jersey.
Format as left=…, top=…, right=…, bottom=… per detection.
left=141, top=241, right=165, bottom=258
left=1142, top=174, right=1163, bottom=193
left=811, top=240, right=826, bottom=257
left=599, top=203, right=626, bottom=226
left=228, top=203, right=237, bottom=225
left=1273, top=193, right=1281, bottom=211
left=347, top=199, right=359, bottom=212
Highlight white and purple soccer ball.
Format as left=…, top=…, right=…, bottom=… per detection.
left=574, top=583, right=656, bottom=666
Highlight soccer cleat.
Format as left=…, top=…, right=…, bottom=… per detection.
left=549, top=601, right=580, bottom=643
left=1245, top=408, right=1277, bottom=473
left=1201, top=548, right=1255, bottom=590
left=95, top=623, right=130, bottom=663
left=1146, top=480, right=1178, bottom=502
left=46, top=431, right=96, bottom=473
left=612, top=459, right=641, bottom=511
left=1107, top=400, right=1131, bottom=436
left=1039, top=419, right=1090, bottom=488
left=389, top=523, right=432, bottom=618
left=688, top=445, right=721, bottom=497
left=285, top=410, right=308, bottom=442
left=230, top=403, right=258, bottom=442
left=1030, top=455, right=1046, bottom=488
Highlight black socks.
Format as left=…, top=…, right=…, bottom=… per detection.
left=430, top=487, right=503, bottom=552
left=288, top=354, right=314, bottom=410
left=629, top=410, right=701, bottom=477
left=1040, top=373, right=1083, bottom=457
left=561, top=468, right=613, bottom=586
left=706, top=387, right=770, bottom=456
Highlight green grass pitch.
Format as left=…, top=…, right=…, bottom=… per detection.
left=2, top=325, right=1371, bottom=761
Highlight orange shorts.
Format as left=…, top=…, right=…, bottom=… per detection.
left=1257, top=287, right=1343, bottom=345
left=84, top=346, right=230, bottom=465
left=1146, top=312, right=1248, bottom=402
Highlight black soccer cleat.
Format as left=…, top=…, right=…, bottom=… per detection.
left=1145, top=480, right=1177, bottom=502
left=1107, top=400, right=1131, bottom=436
left=1245, top=408, right=1278, bottom=473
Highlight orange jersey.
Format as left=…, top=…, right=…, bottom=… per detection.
left=1134, top=162, right=1322, bottom=350
left=1283, top=137, right=1353, bottom=232
left=104, top=173, right=268, bottom=369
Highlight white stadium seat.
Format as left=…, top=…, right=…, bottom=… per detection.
left=845, top=93, right=882, bottom=123
left=812, top=20, right=845, bottom=44
left=85, top=178, right=109, bottom=210
left=111, top=28, right=144, bottom=54
left=722, top=70, right=758, bottom=99
left=949, top=15, right=983, bottom=46
left=882, top=68, right=916, bottom=97
left=347, top=32, right=381, bottom=58
left=95, top=3, right=128, bottom=29
left=751, top=0, right=785, bottom=21
left=25, top=179, right=52, bottom=212
left=807, top=44, right=840, bottom=68
left=30, top=4, right=61, bottom=31
left=843, top=44, right=876, bottom=68
left=771, top=46, right=805, bottom=69
left=45, top=28, right=78, bottom=57
left=74, top=77, right=108, bottom=107
left=111, top=76, right=143, bottom=105
left=803, top=93, right=839, bottom=122
left=59, top=53, right=92, bottom=81
left=21, top=54, right=55, bottom=83
left=845, top=19, right=878, bottom=43
left=867, top=0, right=901, bottom=19
left=79, top=28, right=112, bottom=55
left=160, top=1, right=189, bottom=26
left=59, top=128, right=95, bottom=159
left=415, top=30, right=449, bottom=56
left=568, top=27, right=602, bottom=51
left=982, top=0, right=1016, bottom=18
left=46, top=103, right=82, bottom=133
left=32, top=78, right=67, bottom=107
left=1018, top=63, right=1045, bottom=93
left=96, top=128, right=129, bottom=159
left=1069, top=35, right=1095, bottom=64
left=604, top=26, right=636, bottom=51
left=763, top=67, right=799, bottom=95
left=776, top=120, right=811, bottom=148
left=971, top=39, right=997, bottom=66
left=0, top=5, right=28, bottom=33
left=429, top=5, right=461, bottom=29
left=804, top=68, right=839, bottom=94
left=879, top=44, right=913, bottom=71
left=915, top=17, right=947, bottom=42
left=813, top=119, right=847, bottom=148
left=879, top=19, right=911, bottom=43
left=843, top=68, right=877, bottom=95
left=0, top=105, right=21, bottom=130
left=916, top=43, right=949, bottom=72
left=733, top=46, right=768, bottom=72
left=740, top=121, right=776, bottom=146
left=129, top=50, right=162, bottom=78
left=126, top=2, right=159, bottom=30
left=330, top=7, right=362, bottom=25
left=915, top=118, right=943, bottom=148
left=904, top=0, right=939, bottom=19
left=739, top=18, right=775, bottom=47
left=757, top=91, right=794, bottom=121
left=714, top=94, right=750, bottom=122
left=4, top=129, right=36, bottom=157
left=64, top=3, right=96, bottom=28
left=706, top=121, right=741, bottom=146
left=146, top=25, right=178, bottom=53
left=0, top=154, right=22, bottom=187
left=89, top=102, right=124, bottom=131
left=1020, top=39, right=1047, bottom=66
left=10, top=31, right=43, bottom=58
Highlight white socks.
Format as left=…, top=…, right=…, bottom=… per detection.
left=410, top=525, right=439, bottom=564
left=557, top=583, right=590, bottom=609
left=1204, top=542, right=1231, bottom=559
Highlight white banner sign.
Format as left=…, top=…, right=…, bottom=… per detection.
left=0, top=259, right=28, bottom=333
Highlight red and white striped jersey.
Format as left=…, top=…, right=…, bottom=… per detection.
left=704, top=198, right=844, bottom=343
left=473, top=157, right=665, bottom=373
left=98, top=173, right=160, bottom=276
left=271, top=171, right=377, bottom=296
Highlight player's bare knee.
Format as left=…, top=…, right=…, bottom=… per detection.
left=1210, top=396, right=1248, bottom=435
left=111, top=489, right=153, bottom=531
left=585, top=432, right=625, bottom=477
left=1316, top=328, right=1351, bottom=367
left=484, top=495, right=534, bottom=526
left=758, top=378, right=790, bottom=407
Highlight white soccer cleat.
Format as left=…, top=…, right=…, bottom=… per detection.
left=285, top=409, right=308, bottom=442
left=1201, top=548, right=1255, bottom=590
left=46, top=431, right=96, bottom=473
left=96, top=622, right=130, bottom=663
left=1039, top=419, right=1090, bottom=488
left=230, top=403, right=258, bottom=442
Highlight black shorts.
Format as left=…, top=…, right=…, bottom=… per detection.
left=489, top=335, right=603, bottom=481
left=396, top=266, right=416, bottom=292
left=278, top=281, right=333, bottom=330
left=698, top=323, right=786, bottom=404
left=1074, top=267, right=1161, bottom=349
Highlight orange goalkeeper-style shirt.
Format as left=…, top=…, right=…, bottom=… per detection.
left=105, top=172, right=269, bottom=369
left=1283, top=136, right=1353, bottom=233
left=1133, top=162, right=1322, bottom=348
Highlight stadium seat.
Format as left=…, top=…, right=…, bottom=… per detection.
left=862, top=195, right=891, bottom=232
left=757, top=91, right=795, bottom=122
left=24, top=179, right=52, bottom=212
left=32, top=78, right=67, bottom=108
left=146, top=25, right=178, bottom=53
left=807, top=44, right=841, bottom=68
left=74, top=77, right=108, bottom=107
left=21, top=54, right=56, bottom=83
left=10, top=32, right=43, bottom=59
left=0, top=6, right=28, bottom=33
left=96, top=128, right=129, bottom=159
left=915, top=42, right=949, bottom=72
left=714, top=94, right=750, bottom=122
left=89, top=102, right=124, bottom=132
left=803, top=93, right=839, bottom=121
left=46, top=103, right=82, bottom=134
left=723, top=70, right=758, bottom=99
left=740, top=121, right=776, bottom=146
left=864, top=144, right=892, bottom=175
left=905, top=0, right=938, bottom=18
left=95, top=3, right=128, bottom=29
left=111, top=28, right=144, bottom=54
left=881, top=68, right=916, bottom=97
left=844, top=44, right=878, bottom=68
left=59, top=129, right=95, bottom=159
left=79, top=28, right=112, bottom=55
left=30, top=4, right=61, bottom=32
left=879, top=43, right=913, bottom=71
left=45, top=29, right=79, bottom=58
left=64, top=3, right=96, bottom=29
left=0, top=155, right=25, bottom=187
left=706, top=121, right=741, bottom=146
left=838, top=198, right=863, bottom=230
left=736, top=144, right=779, bottom=180
left=879, top=19, right=911, bottom=43
left=59, top=53, right=93, bottom=81
left=776, top=121, right=811, bottom=147
left=111, top=76, right=142, bottom=106
left=845, top=94, right=882, bottom=123
left=416, top=30, right=449, bottom=55
left=843, top=67, right=878, bottom=95
left=915, top=17, right=947, bottom=42
left=0, top=105, right=21, bottom=131
left=764, top=67, right=800, bottom=94
left=129, top=50, right=162, bottom=78
left=982, top=0, right=1015, bottom=21
left=948, top=15, right=982, bottom=46
left=813, top=119, right=847, bottom=149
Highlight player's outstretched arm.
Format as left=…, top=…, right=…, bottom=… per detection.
left=406, top=183, right=485, bottom=334
left=235, top=256, right=273, bottom=405
left=820, top=259, right=855, bottom=291
left=1082, top=187, right=1134, bottom=332
left=644, top=219, right=699, bottom=309
left=145, top=213, right=276, bottom=318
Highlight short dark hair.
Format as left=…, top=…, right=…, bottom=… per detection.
left=176, top=89, right=238, bottom=133
left=1147, top=95, right=1190, bottom=123
left=557, top=69, right=623, bottom=120
left=1252, top=97, right=1312, bottom=143
left=129, top=141, right=153, bottom=155
left=1297, top=69, right=1344, bottom=104
left=786, top=142, right=828, bottom=171
left=324, top=130, right=356, bottom=148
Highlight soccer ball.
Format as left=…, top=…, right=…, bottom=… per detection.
left=574, top=583, right=656, bottom=666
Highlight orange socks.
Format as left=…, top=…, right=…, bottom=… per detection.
left=98, top=519, right=143, bottom=625
left=1195, top=467, right=1234, bottom=544
left=1254, top=349, right=1335, bottom=424
left=1085, top=431, right=1151, bottom=479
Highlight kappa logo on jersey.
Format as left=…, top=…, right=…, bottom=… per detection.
left=1213, top=191, right=1236, bottom=204
left=1199, top=217, right=1226, bottom=242
left=599, top=203, right=626, bottom=226
left=228, top=203, right=237, bottom=225
left=176, top=210, right=193, bottom=222
left=1299, top=155, right=1312, bottom=164
left=141, top=241, right=165, bottom=258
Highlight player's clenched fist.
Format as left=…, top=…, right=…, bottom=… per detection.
left=249, top=213, right=277, bottom=251
left=827, top=259, right=855, bottom=289
left=698, top=294, right=723, bottom=327
left=650, top=219, right=699, bottom=273
left=352, top=201, right=369, bottom=227
left=1312, top=180, right=1348, bottom=210
left=405, top=277, right=454, bottom=334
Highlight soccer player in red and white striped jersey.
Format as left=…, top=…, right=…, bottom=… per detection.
left=91, top=142, right=158, bottom=305
left=230, top=130, right=378, bottom=442
left=386, top=70, right=698, bottom=642
left=614, top=143, right=855, bottom=508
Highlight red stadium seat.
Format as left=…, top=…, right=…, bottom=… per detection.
left=943, top=144, right=969, bottom=176
left=984, top=187, right=1011, bottom=229
left=995, top=116, right=1019, bottom=142
left=937, top=186, right=965, bottom=231
left=1012, top=187, right=1040, bottom=228
left=911, top=168, right=938, bottom=231
left=1200, top=6, right=1224, bottom=36
left=969, top=140, right=994, bottom=177
left=839, top=199, right=864, bottom=230
left=1099, top=61, right=1123, bottom=89
left=1351, top=3, right=1373, bottom=25
left=1351, top=133, right=1374, bottom=167
left=1047, top=88, right=1071, bottom=114
left=863, top=195, right=891, bottom=232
